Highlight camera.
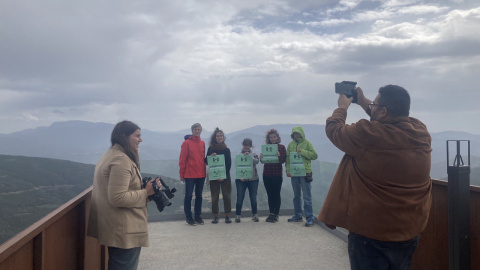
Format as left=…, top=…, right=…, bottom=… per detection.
left=142, top=177, right=177, bottom=213
left=335, top=81, right=357, bottom=103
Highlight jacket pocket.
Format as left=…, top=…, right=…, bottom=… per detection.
left=122, top=207, right=148, bottom=234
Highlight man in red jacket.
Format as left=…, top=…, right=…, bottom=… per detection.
left=179, top=123, right=207, bottom=226
left=318, top=85, right=432, bottom=270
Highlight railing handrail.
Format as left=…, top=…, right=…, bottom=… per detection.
left=0, top=186, right=93, bottom=263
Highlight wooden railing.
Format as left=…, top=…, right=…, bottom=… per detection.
left=411, top=180, right=480, bottom=270
left=0, top=187, right=106, bottom=270
left=1, top=180, right=479, bottom=269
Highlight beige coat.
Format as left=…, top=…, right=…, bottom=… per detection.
left=318, top=108, right=432, bottom=242
left=87, top=144, right=149, bottom=248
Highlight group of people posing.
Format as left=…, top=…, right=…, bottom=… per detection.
left=87, top=84, right=432, bottom=270
left=178, top=123, right=318, bottom=227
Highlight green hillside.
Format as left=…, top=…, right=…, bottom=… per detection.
left=0, top=155, right=95, bottom=244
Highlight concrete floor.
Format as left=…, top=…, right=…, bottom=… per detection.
left=139, top=215, right=350, bottom=270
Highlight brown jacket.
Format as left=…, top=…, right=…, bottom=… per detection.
left=87, top=144, right=149, bottom=248
left=318, top=108, right=432, bottom=242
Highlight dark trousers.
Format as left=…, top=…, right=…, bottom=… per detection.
left=184, top=178, right=205, bottom=220
left=108, top=246, right=141, bottom=270
left=210, top=177, right=232, bottom=215
left=263, top=175, right=283, bottom=215
left=235, top=179, right=259, bottom=215
left=348, top=232, right=420, bottom=270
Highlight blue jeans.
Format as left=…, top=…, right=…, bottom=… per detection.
left=348, top=232, right=420, bottom=270
left=108, top=246, right=141, bottom=270
left=235, top=179, right=259, bottom=215
left=184, top=178, right=205, bottom=220
left=291, top=176, right=313, bottom=221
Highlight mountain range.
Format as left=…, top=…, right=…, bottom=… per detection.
left=1, top=120, right=479, bottom=179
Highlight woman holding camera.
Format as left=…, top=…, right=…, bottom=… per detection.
left=87, top=120, right=158, bottom=270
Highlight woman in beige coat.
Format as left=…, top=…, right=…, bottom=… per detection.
left=87, top=120, right=158, bottom=270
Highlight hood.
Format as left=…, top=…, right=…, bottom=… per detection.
left=291, top=126, right=305, bottom=142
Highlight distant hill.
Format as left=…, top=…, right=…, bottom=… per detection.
left=1, top=120, right=478, bottom=179
left=0, top=155, right=95, bottom=244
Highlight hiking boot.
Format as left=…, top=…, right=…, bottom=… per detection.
left=194, top=216, right=204, bottom=225
left=225, top=216, right=232, bottom=223
left=212, top=216, right=219, bottom=224
left=186, top=218, right=196, bottom=226
left=252, top=215, right=259, bottom=222
left=235, top=215, right=241, bottom=223
left=288, top=216, right=303, bottom=222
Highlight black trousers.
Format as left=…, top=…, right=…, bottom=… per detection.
left=263, top=175, right=283, bottom=215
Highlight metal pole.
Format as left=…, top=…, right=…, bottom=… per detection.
left=447, top=140, right=471, bottom=270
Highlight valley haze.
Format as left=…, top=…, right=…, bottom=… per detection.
left=0, top=120, right=478, bottom=180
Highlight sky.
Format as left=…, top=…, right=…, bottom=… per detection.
left=1, top=0, right=480, bottom=135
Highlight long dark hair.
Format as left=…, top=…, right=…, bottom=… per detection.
left=209, top=127, right=225, bottom=146
left=111, top=120, right=140, bottom=166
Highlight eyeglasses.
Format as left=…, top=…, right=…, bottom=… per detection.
left=368, top=102, right=384, bottom=110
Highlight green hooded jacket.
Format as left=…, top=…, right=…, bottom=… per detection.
left=286, top=126, right=318, bottom=174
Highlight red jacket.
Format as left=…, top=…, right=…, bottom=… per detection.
left=179, top=136, right=206, bottom=179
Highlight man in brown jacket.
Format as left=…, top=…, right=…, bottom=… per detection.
left=318, top=85, right=432, bottom=270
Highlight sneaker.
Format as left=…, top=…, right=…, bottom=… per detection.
left=225, top=216, right=232, bottom=223
left=288, top=216, right=303, bottom=222
left=186, top=218, right=196, bottom=226
left=266, top=214, right=275, bottom=223
left=194, top=216, right=204, bottom=225
left=274, top=215, right=279, bottom=222
left=305, top=219, right=315, bottom=227
left=212, top=216, right=219, bottom=224
left=235, top=215, right=241, bottom=223
left=252, top=215, right=259, bottom=222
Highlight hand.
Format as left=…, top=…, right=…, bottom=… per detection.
left=240, top=179, right=245, bottom=182
left=287, top=173, right=292, bottom=177
left=244, top=152, right=249, bottom=155
left=277, top=151, right=280, bottom=156
left=297, top=149, right=302, bottom=153
left=180, top=178, right=185, bottom=183
left=145, top=178, right=161, bottom=196
left=338, top=94, right=353, bottom=110
left=355, top=87, right=371, bottom=110
left=260, top=153, right=263, bottom=159
left=211, top=153, right=217, bottom=156
left=218, top=178, right=224, bottom=181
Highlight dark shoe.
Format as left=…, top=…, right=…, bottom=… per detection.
left=212, top=216, right=219, bottom=224
left=235, top=215, right=241, bottom=223
left=274, top=215, right=279, bottom=222
left=288, top=216, right=303, bottom=222
left=252, top=215, right=259, bottom=222
left=305, top=219, right=315, bottom=227
left=194, top=216, right=204, bottom=225
left=225, top=216, right=232, bottom=223
left=186, top=218, right=196, bottom=226
left=266, top=215, right=275, bottom=223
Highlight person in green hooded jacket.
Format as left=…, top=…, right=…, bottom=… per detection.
left=285, top=126, right=318, bottom=227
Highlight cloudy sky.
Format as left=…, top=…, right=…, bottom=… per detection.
left=1, top=0, right=479, bottom=135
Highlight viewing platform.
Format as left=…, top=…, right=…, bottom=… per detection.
left=0, top=179, right=479, bottom=270
left=140, top=217, right=349, bottom=269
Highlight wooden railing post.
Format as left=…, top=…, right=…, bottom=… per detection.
left=447, top=140, right=471, bottom=270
